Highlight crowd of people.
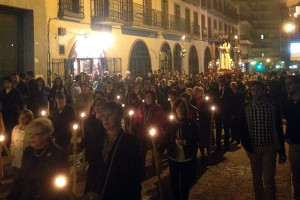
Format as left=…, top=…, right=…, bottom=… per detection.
left=0, top=69, right=299, bottom=200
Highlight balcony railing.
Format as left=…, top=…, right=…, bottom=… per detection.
left=202, top=27, right=208, bottom=40
left=91, top=0, right=125, bottom=23
left=58, top=0, right=84, bottom=20
left=127, top=3, right=162, bottom=30
left=191, top=22, right=200, bottom=36
left=201, top=0, right=207, bottom=8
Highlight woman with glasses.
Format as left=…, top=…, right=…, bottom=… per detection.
left=7, top=118, right=70, bottom=200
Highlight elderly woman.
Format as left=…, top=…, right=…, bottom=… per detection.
left=7, top=118, right=70, bottom=200
left=159, top=99, right=198, bottom=200
left=85, top=101, right=141, bottom=200
left=10, top=109, right=34, bottom=171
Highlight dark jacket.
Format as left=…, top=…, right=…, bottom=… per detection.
left=212, top=87, right=235, bottom=118
left=159, top=118, right=198, bottom=160
left=88, top=130, right=142, bottom=200
left=51, top=104, right=76, bottom=150
left=238, top=100, right=285, bottom=155
left=7, top=141, right=69, bottom=200
left=282, top=98, right=300, bottom=144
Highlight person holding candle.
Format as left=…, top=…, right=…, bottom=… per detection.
left=7, top=118, right=70, bottom=200
left=84, top=101, right=141, bottom=200
left=10, top=109, right=34, bottom=177
left=159, top=99, right=198, bottom=200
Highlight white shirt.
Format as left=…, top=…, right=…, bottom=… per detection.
left=10, top=125, right=29, bottom=168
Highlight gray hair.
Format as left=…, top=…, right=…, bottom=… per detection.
left=26, top=118, right=54, bottom=136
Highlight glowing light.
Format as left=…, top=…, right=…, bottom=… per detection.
left=169, top=115, right=174, bottom=120
left=129, top=110, right=134, bottom=116
left=284, top=23, right=296, bottom=33
left=0, top=135, right=4, bottom=142
left=142, top=100, right=145, bottom=102
left=211, top=106, right=216, bottom=111
left=234, top=35, right=238, bottom=39
left=168, top=98, right=170, bottom=101
left=81, top=112, right=86, bottom=118
left=73, top=124, right=79, bottom=130
left=41, top=110, right=46, bottom=116
left=117, top=95, right=120, bottom=100
left=149, top=128, right=156, bottom=136
left=181, top=35, right=186, bottom=40
left=55, top=176, right=66, bottom=188
left=266, top=58, right=270, bottom=63
left=276, top=65, right=280, bottom=69
left=122, top=104, right=125, bottom=107
left=205, top=96, right=209, bottom=101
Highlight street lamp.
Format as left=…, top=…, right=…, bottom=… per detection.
left=284, top=23, right=296, bottom=33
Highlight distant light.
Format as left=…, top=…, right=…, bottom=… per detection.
left=55, top=176, right=66, bottom=188
left=149, top=128, right=156, bottom=136
left=251, top=61, right=257, bottom=65
left=293, top=73, right=295, bottom=75
left=0, top=135, right=4, bottom=142
left=205, top=96, right=209, bottom=101
left=276, top=65, right=280, bottom=69
left=73, top=124, right=79, bottom=130
left=266, top=58, right=270, bottom=63
left=261, top=35, right=264, bottom=40
left=294, top=13, right=298, bottom=18
left=169, top=115, right=174, bottom=120
left=142, top=100, right=145, bottom=102
left=282, top=61, right=285, bottom=64
left=122, top=104, right=125, bottom=107
left=262, top=53, right=264, bottom=57
left=234, top=35, right=238, bottom=39
left=41, top=110, right=46, bottom=116
left=293, top=65, right=298, bottom=68
left=211, top=106, right=216, bottom=111
left=11, top=44, right=14, bottom=47
left=181, top=35, right=186, bottom=40
left=129, top=110, right=134, bottom=116
left=216, top=61, right=220, bottom=65
left=117, top=95, right=120, bottom=100
left=284, top=23, right=296, bottom=33
left=80, top=112, right=86, bottom=118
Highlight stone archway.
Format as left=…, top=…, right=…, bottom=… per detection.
left=160, top=42, right=172, bottom=75
left=204, top=47, right=212, bottom=73
left=188, top=46, right=199, bottom=74
left=129, top=40, right=151, bottom=78
left=174, top=43, right=182, bottom=74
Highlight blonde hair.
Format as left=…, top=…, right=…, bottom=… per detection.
left=19, top=109, right=34, bottom=123
left=26, top=118, right=54, bottom=136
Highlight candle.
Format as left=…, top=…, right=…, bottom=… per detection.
left=41, top=110, right=46, bottom=118
left=169, top=114, right=174, bottom=120
left=211, top=106, right=216, bottom=111
left=149, top=128, right=156, bottom=137
left=0, top=135, right=4, bottom=142
left=117, top=95, right=121, bottom=100
left=205, top=96, right=210, bottom=101
left=128, top=110, right=134, bottom=116
left=55, top=175, right=67, bottom=188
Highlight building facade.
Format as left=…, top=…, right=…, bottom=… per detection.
left=0, top=0, right=239, bottom=84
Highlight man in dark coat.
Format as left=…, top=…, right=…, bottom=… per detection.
left=0, top=76, right=24, bottom=142
left=50, top=93, right=76, bottom=151
left=212, top=75, right=235, bottom=151
left=12, top=73, right=30, bottom=105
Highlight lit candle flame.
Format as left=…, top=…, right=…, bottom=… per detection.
left=205, top=96, right=209, bottom=101
left=80, top=112, right=86, bottom=118
left=129, top=110, right=134, bottom=116
left=0, top=135, right=4, bottom=142
left=73, top=124, right=79, bottom=130
left=149, top=128, right=156, bottom=136
left=55, top=176, right=66, bottom=188
left=211, top=106, right=216, bottom=111
left=142, top=100, right=145, bottom=102
left=169, top=115, right=174, bottom=120
left=168, top=98, right=170, bottom=101
left=117, top=95, right=120, bottom=100
left=41, top=110, right=46, bottom=116
left=122, top=104, right=125, bottom=107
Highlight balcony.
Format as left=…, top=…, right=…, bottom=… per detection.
left=201, top=0, right=207, bottom=8
left=91, top=0, right=126, bottom=24
left=202, top=27, right=208, bottom=41
left=125, top=3, right=163, bottom=30
left=191, top=22, right=200, bottom=37
left=58, top=0, right=84, bottom=21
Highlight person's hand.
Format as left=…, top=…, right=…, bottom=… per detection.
left=175, top=139, right=185, bottom=146
left=279, top=154, right=287, bottom=164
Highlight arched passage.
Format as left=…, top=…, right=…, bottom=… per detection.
left=159, top=42, right=172, bottom=75
left=129, top=41, right=151, bottom=78
left=174, top=43, right=182, bottom=74
left=204, top=47, right=212, bottom=73
left=188, top=46, right=199, bottom=74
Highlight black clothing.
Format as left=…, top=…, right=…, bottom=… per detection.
left=87, top=130, right=142, bottom=200
left=283, top=98, right=300, bottom=144
left=7, top=141, right=69, bottom=200
left=16, top=81, right=30, bottom=104
left=51, top=104, right=76, bottom=150
left=0, top=88, right=24, bottom=138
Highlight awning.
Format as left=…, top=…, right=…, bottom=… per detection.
left=287, top=0, right=300, bottom=7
